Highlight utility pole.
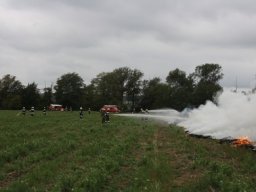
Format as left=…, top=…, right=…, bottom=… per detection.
left=252, top=75, right=256, bottom=93
left=254, top=74, right=256, bottom=93
left=235, top=76, right=237, bottom=93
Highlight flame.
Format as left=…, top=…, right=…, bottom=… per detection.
left=232, top=136, right=252, bottom=147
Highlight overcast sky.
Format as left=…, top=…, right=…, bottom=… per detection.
left=1, top=0, right=256, bottom=89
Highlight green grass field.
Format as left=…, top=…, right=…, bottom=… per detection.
left=0, top=110, right=256, bottom=191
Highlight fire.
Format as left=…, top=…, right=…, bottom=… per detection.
left=232, top=136, right=252, bottom=147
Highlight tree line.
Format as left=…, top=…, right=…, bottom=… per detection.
left=0, top=63, right=223, bottom=111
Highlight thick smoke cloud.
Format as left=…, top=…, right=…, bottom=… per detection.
left=119, top=90, right=256, bottom=142
left=179, top=91, right=256, bottom=141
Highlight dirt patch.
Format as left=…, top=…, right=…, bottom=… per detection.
left=173, top=171, right=202, bottom=186
left=0, top=171, right=21, bottom=189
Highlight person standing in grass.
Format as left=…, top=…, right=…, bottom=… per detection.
left=105, top=112, right=110, bottom=123
left=22, top=107, right=26, bottom=115
left=30, top=107, right=35, bottom=116
left=88, top=108, right=91, bottom=115
left=43, top=107, right=46, bottom=116
left=79, top=106, right=84, bottom=119
left=101, top=110, right=110, bottom=124
left=101, top=109, right=106, bottom=123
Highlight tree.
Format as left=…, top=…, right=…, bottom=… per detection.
left=140, top=78, right=170, bottom=109
left=112, top=67, right=130, bottom=106
left=81, top=84, right=95, bottom=110
left=91, top=67, right=143, bottom=111
left=41, top=87, right=54, bottom=108
left=192, top=63, right=223, bottom=84
left=166, top=69, right=190, bottom=88
left=191, top=63, right=223, bottom=106
left=0, top=74, right=23, bottom=109
left=21, top=83, right=40, bottom=108
left=54, top=73, right=84, bottom=109
left=166, top=69, right=193, bottom=111
left=125, top=69, right=144, bottom=110
left=91, top=72, right=114, bottom=109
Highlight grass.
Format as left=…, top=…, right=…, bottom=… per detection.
left=0, top=110, right=256, bottom=191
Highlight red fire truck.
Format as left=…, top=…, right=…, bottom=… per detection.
left=48, top=104, right=64, bottom=111
left=100, top=105, right=120, bottom=113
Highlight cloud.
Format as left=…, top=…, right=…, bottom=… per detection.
left=0, top=0, right=256, bottom=88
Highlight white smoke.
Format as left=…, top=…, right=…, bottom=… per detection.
left=118, top=90, right=256, bottom=141
left=179, top=91, right=256, bottom=141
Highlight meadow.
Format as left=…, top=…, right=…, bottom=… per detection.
left=0, top=110, right=256, bottom=191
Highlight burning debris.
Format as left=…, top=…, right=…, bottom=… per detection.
left=186, top=131, right=256, bottom=151
left=219, top=136, right=256, bottom=151
left=232, top=137, right=256, bottom=150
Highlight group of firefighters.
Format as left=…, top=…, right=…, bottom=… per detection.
left=21, top=106, right=110, bottom=124
left=80, top=107, right=110, bottom=123
left=21, top=106, right=90, bottom=117
left=22, top=106, right=46, bottom=116
left=78, top=107, right=91, bottom=119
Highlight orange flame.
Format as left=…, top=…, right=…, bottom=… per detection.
left=232, top=136, right=252, bottom=147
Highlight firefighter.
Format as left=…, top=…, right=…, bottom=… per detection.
left=79, top=106, right=83, bottom=119
left=43, top=107, right=46, bottom=116
left=30, top=107, right=35, bottom=116
left=22, top=107, right=26, bottom=115
left=105, top=112, right=110, bottom=123
left=101, top=109, right=106, bottom=123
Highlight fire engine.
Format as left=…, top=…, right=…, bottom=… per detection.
left=100, top=105, right=120, bottom=113
left=48, top=104, right=64, bottom=111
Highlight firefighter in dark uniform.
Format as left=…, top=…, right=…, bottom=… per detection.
left=30, top=107, right=35, bottom=116
left=43, top=107, right=46, bottom=116
left=79, top=106, right=83, bottom=119
left=101, top=109, right=106, bottom=123
left=105, top=112, right=110, bottom=123
left=22, top=107, right=26, bottom=115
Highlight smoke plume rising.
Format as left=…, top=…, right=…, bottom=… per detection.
left=118, top=90, right=256, bottom=141
left=179, top=91, right=256, bottom=141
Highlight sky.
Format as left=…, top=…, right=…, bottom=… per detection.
left=1, top=0, right=256, bottom=90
